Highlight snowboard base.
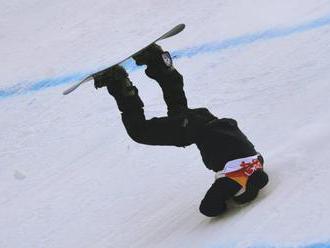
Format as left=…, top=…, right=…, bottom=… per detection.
left=63, top=24, right=185, bottom=95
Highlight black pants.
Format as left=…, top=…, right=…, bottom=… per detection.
left=119, top=68, right=195, bottom=147
left=121, top=109, right=194, bottom=147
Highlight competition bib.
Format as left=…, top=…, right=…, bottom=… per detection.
left=215, top=155, right=263, bottom=188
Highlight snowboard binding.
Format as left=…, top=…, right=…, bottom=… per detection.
left=94, top=65, right=128, bottom=89
left=94, top=65, right=136, bottom=98
left=133, top=44, right=173, bottom=69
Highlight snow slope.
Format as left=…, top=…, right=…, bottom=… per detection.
left=1, top=0, right=330, bottom=247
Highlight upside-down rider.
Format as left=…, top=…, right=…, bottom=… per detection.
left=94, top=44, right=269, bottom=217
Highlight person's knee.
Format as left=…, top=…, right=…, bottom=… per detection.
left=121, top=112, right=147, bottom=144
left=125, top=124, right=147, bottom=144
left=199, top=199, right=227, bottom=217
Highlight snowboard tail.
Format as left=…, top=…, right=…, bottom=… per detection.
left=63, top=24, right=185, bottom=95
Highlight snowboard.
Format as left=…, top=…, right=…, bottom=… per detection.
left=63, top=24, right=185, bottom=95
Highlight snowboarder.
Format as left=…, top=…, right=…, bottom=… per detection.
left=94, top=44, right=269, bottom=217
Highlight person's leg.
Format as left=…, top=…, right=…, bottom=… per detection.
left=133, top=44, right=188, bottom=116
left=132, top=45, right=217, bottom=142
left=199, top=177, right=242, bottom=217
left=121, top=110, right=193, bottom=147
left=94, top=65, right=195, bottom=147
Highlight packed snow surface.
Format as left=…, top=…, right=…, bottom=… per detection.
left=1, top=0, right=330, bottom=247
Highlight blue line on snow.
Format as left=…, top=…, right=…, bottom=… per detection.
left=210, top=242, right=330, bottom=248
left=303, top=243, right=330, bottom=248
left=1, top=13, right=330, bottom=99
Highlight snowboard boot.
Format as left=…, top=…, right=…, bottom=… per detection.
left=133, top=44, right=188, bottom=116
left=94, top=65, right=144, bottom=112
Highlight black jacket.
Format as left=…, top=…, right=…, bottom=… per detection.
left=184, top=108, right=257, bottom=172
